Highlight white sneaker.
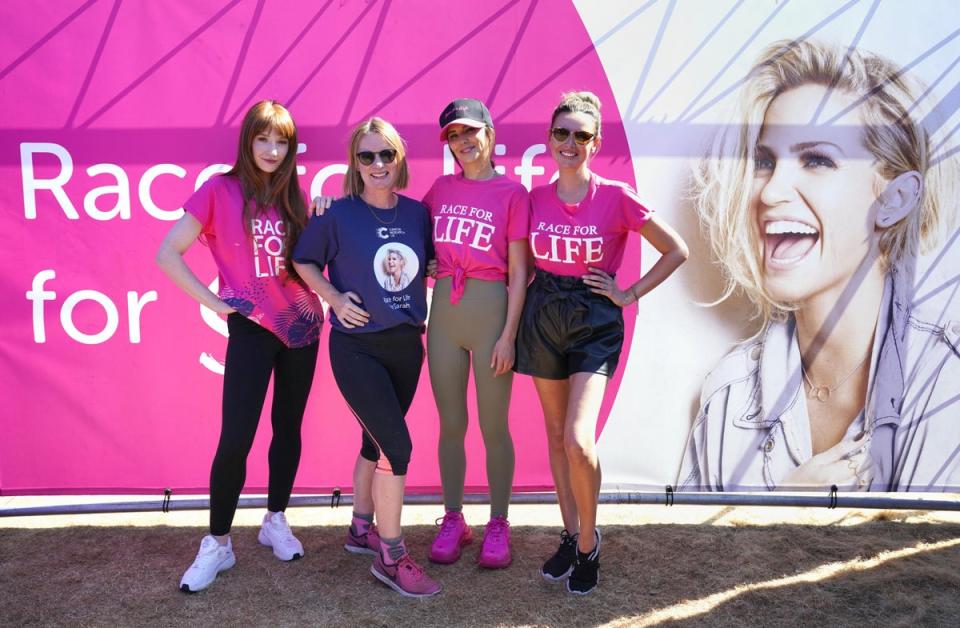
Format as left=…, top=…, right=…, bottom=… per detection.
left=179, top=535, right=236, bottom=593
left=258, top=511, right=304, bottom=561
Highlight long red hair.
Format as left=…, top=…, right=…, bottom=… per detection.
left=227, top=100, right=307, bottom=278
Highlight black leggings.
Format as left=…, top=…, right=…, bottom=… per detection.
left=209, top=314, right=319, bottom=536
left=328, top=325, right=424, bottom=476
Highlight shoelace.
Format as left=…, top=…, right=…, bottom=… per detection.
left=435, top=513, right=463, bottom=539
left=559, top=530, right=578, bottom=553
left=397, top=555, right=424, bottom=581
left=193, top=539, right=227, bottom=567
left=486, top=518, right=509, bottom=541
left=269, top=514, right=296, bottom=543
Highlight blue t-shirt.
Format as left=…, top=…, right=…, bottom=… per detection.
left=293, top=194, right=433, bottom=334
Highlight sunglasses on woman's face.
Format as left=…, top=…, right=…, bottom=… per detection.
left=356, top=149, right=398, bottom=166
left=550, top=127, right=595, bottom=145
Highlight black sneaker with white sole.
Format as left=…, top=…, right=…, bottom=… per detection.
left=540, top=529, right=578, bottom=581
left=566, top=529, right=601, bottom=595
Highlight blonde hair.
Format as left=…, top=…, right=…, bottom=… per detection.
left=381, top=248, right=406, bottom=274
left=551, top=91, right=602, bottom=138
left=694, top=39, right=955, bottom=324
left=343, top=117, right=409, bottom=197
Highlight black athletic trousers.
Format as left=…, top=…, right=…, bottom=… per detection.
left=328, top=324, right=424, bottom=476
left=209, top=314, right=319, bottom=536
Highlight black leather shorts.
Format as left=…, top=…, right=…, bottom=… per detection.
left=514, top=269, right=624, bottom=379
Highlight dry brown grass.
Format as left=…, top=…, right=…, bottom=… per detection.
left=1, top=503, right=959, bottom=627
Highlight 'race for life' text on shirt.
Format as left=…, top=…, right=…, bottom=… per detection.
left=529, top=173, right=653, bottom=277
left=184, top=174, right=321, bottom=348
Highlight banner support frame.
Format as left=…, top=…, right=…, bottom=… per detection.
left=2, top=490, right=959, bottom=518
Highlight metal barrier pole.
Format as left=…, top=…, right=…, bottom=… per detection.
left=2, top=490, right=958, bottom=517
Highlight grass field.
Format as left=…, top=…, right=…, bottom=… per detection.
left=2, top=498, right=959, bottom=626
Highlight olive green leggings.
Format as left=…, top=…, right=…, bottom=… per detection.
left=428, top=278, right=515, bottom=518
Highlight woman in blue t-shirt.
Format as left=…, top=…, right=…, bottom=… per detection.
left=292, top=117, right=440, bottom=599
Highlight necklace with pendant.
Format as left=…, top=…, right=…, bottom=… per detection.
left=800, top=349, right=871, bottom=403
left=363, top=194, right=398, bottom=225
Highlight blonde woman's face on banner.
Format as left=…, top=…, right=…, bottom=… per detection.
left=751, top=83, right=885, bottom=307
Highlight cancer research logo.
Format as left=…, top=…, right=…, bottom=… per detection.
left=375, top=227, right=407, bottom=239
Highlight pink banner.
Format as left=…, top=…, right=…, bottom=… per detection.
left=0, top=1, right=638, bottom=494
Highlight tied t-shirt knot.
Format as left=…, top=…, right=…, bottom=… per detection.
left=450, top=264, right=467, bottom=305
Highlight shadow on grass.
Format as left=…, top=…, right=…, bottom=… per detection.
left=2, top=521, right=959, bottom=627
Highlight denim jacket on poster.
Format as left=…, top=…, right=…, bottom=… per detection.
left=678, top=263, right=960, bottom=492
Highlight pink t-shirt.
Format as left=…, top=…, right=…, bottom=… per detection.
left=184, top=175, right=322, bottom=348
left=529, top=173, right=653, bottom=277
left=422, top=173, right=530, bottom=303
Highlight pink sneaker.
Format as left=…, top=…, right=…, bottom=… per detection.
left=371, top=553, right=442, bottom=598
left=477, top=516, right=511, bottom=569
left=345, top=524, right=381, bottom=556
left=428, top=511, right=472, bottom=564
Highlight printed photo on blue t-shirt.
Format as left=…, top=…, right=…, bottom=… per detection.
left=375, top=243, right=419, bottom=293
left=373, top=242, right=420, bottom=292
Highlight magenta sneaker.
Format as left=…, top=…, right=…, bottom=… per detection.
left=371, top=553, right=442, bottom=598
left=345, top=524, right=381, bottom=556
left=477, top=516, right=511, bottom=569
left=428, top=511, right=472, bottom=564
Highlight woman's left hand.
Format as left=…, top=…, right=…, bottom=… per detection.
left=309, top=195, right=336, bottom=216
left=778, top=435, right=874, bottom=491
left=490, top=335, right=516, bottom=377
left=582, top=268, right=635, bottom=307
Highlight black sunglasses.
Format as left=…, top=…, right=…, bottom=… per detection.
left=550, top=127, right=596, bottom=145
left=356, top=149, right=398, bottom=166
